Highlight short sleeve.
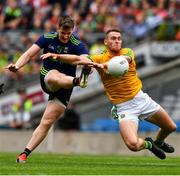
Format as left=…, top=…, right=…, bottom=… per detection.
left=121, top=48, right=134, bottom=61
left=74, top=42, right=89, bottom=55
left=35, top=34, right=46, bottom=49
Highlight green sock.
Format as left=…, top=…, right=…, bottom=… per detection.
left=144, top=141, right=152, bottom=149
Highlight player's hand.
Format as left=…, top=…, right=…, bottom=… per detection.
left=41, top=53, right=57, bottom=60
left=93, top=63, right=109, bottom=74
left=75, top=60, right=94, bottom=66
left=93, top=63, right=108, bottom=70
left=74, top=55, right=94, bottom=66
left=93, top=63, right=104, bottom=69
left=5, top=64, right=19, bottom=72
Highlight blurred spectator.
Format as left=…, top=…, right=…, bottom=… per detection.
left=90, top=38, right=106, bottom=54
left=0, top=0, right=177, bottom=33
left=168, top=0, right=180, bottom=20
left=132, top=12, right=148, bottom=41
left=156, top=19, right=176, bottom=41
left=9, top=88, right=32, bottom=129
left=0, top=47, right=8, bottom=73
left=80, top=13, right=97, bottom=32
left=175, top=27, right=180, bottom=41
left=32, top=0, right=52, bottom=30
left=47, top=3, right=62, bottom=31
left=0, top=0, right=179, bottom=92
left=0, top=0, right=22, bottom=30
left=19, top=0, right=34, bottom=29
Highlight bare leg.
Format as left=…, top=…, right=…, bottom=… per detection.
left=146, top=107, right=176, bottom=141
left=120, top=119, right=166, bottom=159
left=26, top=101, right=65, bottom=151
left=45, top=70, right=75, bottom=91
left=119, top=120, right=146, bottom=151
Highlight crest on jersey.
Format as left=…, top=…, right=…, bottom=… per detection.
left=57, top=46, right=63, bottom=53
left=120, top=114, right=126, bottom=119
left=64, top=47, right=68, bottom=53
left=48, top=45, right=54, bottom=50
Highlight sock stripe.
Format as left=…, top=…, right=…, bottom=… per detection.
left=145, top=141, right=152, bottom=149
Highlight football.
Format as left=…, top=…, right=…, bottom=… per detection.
left=107, top=56, right=129, bottom=77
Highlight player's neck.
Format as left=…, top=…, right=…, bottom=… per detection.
left=108, top=50, right=120, bottom=57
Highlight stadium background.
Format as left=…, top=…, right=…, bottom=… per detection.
left=0, top=0, right=180, bottom=156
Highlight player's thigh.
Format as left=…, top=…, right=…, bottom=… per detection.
left=45, top=70, right=66, bottom=84
left=119, top=119, right=139, bottom=145
left=146, top=106, right=176, bottom=130
left=41, top=101, right=65, bottom=124
left=46, top=69, right=66, bottom=79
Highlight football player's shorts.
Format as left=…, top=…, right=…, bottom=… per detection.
left=40, top=73, right=72, bottom=108
left=111, top=90, right=160, bottom=124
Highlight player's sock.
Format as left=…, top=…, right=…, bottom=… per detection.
left=144, top=140, right=152, bottom=149
left=23, top=148, right=31, bottom=156
left=73, top=77, right=80, bottom=86
left=145, top=137, right=166, bottom=160
left=154, top=140, right=175, bottom=153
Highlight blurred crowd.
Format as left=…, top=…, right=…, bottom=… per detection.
left=0, top=0, right=180, bottom=33
left=0, top=0, right=180, bottom=91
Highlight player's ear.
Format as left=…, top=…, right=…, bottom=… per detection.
left=104, top=39, right=107, bottom=46
left=56, top=25, right=60, bottom=32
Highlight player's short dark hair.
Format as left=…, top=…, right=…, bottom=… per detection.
left=105, top=28, right=121, bottom=37
left=58, top=15, right=74, bottom=30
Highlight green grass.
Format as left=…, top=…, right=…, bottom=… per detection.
left=0, top=152, right=180, bottom=175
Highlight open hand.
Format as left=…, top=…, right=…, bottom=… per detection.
left=93, top=62, right=109, bottom=74
left=93, top=63, right=108, bottom=69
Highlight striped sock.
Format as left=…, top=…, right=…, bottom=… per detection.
left=144, top=141, right=152, bottom=149
left=73, top=77, right=80, bottom=86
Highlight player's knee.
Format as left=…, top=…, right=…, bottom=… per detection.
left=169, top=123, right=177, bottom=132
left=41, top=118, right=54, bottom=129
left=47, top=73, right=59, bottom=85
left=163, top=123, right=177, bottom=133
left=126, top=141, right=139, bottom=152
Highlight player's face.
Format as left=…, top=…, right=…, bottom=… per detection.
left=105, top=32, right=122, bottom=52
left=58, top=27, right=73, bottom=43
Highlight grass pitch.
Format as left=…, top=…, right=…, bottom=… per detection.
left=0, top=152, right=180, bottom=175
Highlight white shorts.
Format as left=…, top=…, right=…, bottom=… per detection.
left=111, top=90, right=160, bottom=124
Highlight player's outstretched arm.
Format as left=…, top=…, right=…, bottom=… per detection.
left=5, top=44, right=41, bottom=72
left=40, top=53, right=94, bottom=66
